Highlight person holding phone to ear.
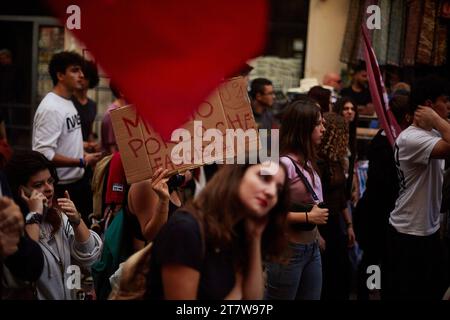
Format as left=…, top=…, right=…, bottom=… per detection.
left=4, top=150, right=102, bottom=300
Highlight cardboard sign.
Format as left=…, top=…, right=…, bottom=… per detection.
left=110, top=107, right=161, bottom=184
left=219, top=77, right=259, bottom=157
left=220, top=77, right=257, bottom=131
left=180, top=87, right=230, bottom=164
left=111, top=77, right=256, bottom=184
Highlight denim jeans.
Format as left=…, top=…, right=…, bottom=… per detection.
left=265, top=240, right=322, bottom=300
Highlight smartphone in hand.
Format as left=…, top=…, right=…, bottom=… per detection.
left=20, top=186, right=49, bottom=216
left=21, top=186, right=33, bottom=198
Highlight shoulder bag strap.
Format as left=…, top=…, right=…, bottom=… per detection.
left=285, top=155, right=319, bottom=202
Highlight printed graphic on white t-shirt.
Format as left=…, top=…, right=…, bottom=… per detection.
left=390, top=126, right=444, bottom=236
left=32, top=92, right=84, bottom=184
left=66, top=113, right=81, bottom=133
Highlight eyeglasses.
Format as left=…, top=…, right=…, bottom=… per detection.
left=262, top=92, right=276, bottom=96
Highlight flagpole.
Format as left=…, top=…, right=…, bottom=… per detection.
left=361, top=25, right=402, bottom=148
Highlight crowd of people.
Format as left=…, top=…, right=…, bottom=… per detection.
left=0, top=50, right=449, bottom=300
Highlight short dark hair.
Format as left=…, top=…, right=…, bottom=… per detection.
left=5, top=150, right=62, bottom=233
left=48, top=51, right=84, bottom=86
left=307, top=86, right=331, bottom=112
left=353, top=61, right=366, bottom=74
left=410, top=75, right=450, bottom=112
left=83, top=59, right=99, bottom=89
left=250, top=78, right=272, bottom=99
left=4, top=150, right=59, bottom=214
left=389, top=94, right=412, bottom=125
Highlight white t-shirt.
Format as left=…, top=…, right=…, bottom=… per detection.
left=32, top=92, right=84, bottom=184
left=389, top=126, right=444, bottom=236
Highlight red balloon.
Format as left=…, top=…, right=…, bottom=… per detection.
left=46, top=0, right=267, bottom=138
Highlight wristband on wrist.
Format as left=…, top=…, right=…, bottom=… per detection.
left=305, top=211, right=309, bottom=224
left=346, top=222, right=353, bottom=228
left=25, top=212, right=43, bottom=225
left=79, top=158, right=86, bottom=168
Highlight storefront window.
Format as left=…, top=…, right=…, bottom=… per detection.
left=249, top=0, right=309, bottom=93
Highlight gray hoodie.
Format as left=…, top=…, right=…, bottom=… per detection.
left=36, top=215, right=102, bottom=300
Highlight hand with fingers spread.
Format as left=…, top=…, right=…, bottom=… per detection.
left=151, top=168, right=170, bottom=202
left=20, top=187, right=47, bottom=214
left=0, top=197, right=24, bottom=258
left=57, top=191, right=81, bottom=226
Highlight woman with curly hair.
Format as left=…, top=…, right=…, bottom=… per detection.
left=318, top=112, right=356, bottom=300
left=334, top=97, right=359, bottom=204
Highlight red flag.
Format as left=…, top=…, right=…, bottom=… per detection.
left=361, top=25, right=401, bottom=147
left=46, top=0, right=268, bottom=138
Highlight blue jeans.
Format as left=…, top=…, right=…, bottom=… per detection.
left=265, top=241, right=322, bottom=300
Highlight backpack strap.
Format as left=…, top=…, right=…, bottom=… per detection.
left=91, top=154, right=114, bottom=221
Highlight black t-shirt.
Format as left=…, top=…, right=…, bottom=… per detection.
left=317, top=159, right=347, bottom=215
left=72, top=97, right=97, bottom=141
left=340, top=86, right=371, bottom=107
left=3, top=234, right=44, bottom=282
left=354, top=130, right=399, bottom=251
left=146, top=210, right=236, bottom=300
